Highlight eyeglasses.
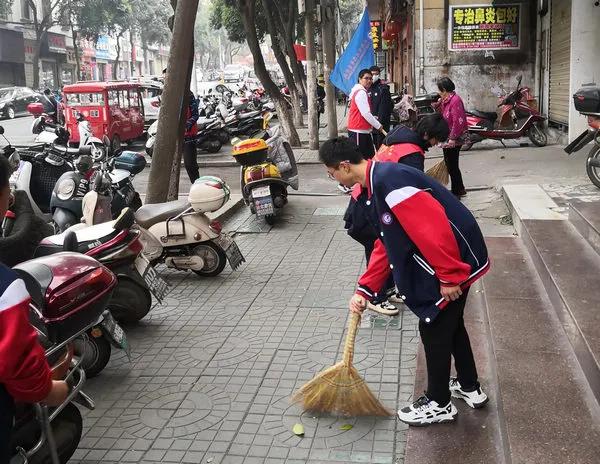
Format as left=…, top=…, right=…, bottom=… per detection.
left=326, top=160, right=350, bottom=181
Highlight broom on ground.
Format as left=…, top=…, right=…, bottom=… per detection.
left=291, top=313, right=391, bottom=417
left=426, top=159, right=449, bottom=185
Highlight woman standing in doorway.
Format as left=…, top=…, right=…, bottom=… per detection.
left=435, top=77, right=468, bottom=198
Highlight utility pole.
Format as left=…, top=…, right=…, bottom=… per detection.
left=321, top=0, right=337, bottom=138
left=145, top=0, right=199, bottom=204
left=305, top=0, right=319, bottom=150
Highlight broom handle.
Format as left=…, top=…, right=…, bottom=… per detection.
left=342, top=312, right=361, bottom=366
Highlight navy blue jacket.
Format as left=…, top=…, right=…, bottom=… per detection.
left=355, top=160, right=490, bottom=323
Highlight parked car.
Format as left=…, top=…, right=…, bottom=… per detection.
left=223, top=64, right=246, bottom=83
left=138, top=83, right=163, bottom=124
left=0, top=86, right=43, bottom=119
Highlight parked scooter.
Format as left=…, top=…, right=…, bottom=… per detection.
left=51, top=145, right=144, bottom=232
left=83, top=176, right=245, bottom=277
left=463, top=75, right=547, bottom=150
left=9, top=251, right=116, bottom=463
left=0, top=125, right=72, bottom=221
left=145, top=119, right=222, bottom=157
left=232, top=126, right=299, bottom=225
left=564, top=85, right=600, bottom=188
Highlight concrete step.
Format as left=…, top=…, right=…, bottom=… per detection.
left=404, top=237, right=600, bottom=464
left=569, top=200, right=600, bottom=256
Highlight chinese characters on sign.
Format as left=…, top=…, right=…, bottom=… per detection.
left=449, top=4, right=520, bottom=51
left=370, top=21, right=382, bottom=50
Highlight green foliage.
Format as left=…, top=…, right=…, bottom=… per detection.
left=209, top=0, right=266, bottom=44
left=0, top=0, right=14, bottom=19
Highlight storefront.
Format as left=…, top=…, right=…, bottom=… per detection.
left=0, top=28, right=26, bottom=86
left=40, top=32, right=68, bottom=89
left=95, top=35, right=110, bottom=81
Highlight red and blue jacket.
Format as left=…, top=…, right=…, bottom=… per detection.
left=0, top=264, right=52, bottom=404
left=355, top=160, right=490, bottom=323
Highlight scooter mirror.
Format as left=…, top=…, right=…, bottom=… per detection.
left=0, top=126, right=4, bottom=135
left=63, top=230, right=79, bottom=252
left=516, top=75, right=522, bottom=87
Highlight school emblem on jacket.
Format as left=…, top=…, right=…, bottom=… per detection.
left=381, top=212, right=393, bottom=225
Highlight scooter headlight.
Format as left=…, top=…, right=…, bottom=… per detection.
left=56, top=178, right=76, bottom=200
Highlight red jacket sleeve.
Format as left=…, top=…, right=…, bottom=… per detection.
left=356, top=238, right=392, bottom=301
left=385, top=187, right=471, bottom=286
left=0, top=280, right=52, bottom=403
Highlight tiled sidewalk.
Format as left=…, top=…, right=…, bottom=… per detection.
left=73, top=197, right=418, bottom=464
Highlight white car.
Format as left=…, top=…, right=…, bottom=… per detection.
left=223, top=65, right=246, bottom=83
left=138, top=83, right=163, bottom=124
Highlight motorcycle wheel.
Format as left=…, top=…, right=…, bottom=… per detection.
left=217, top=132, right=230, bottom=144
left=585, top=145, right=600, bottom=189
left=192, top=241, right=227, bottom=277
left=205, top=140, right=222, bottom=153
left=265, top=214, right=276, bottom=225
left=28, top=403, right=83, bottom=464
left=108, top=278, right=152, bottom=323
left=74, top=332, right=111, bottom=378
left=7, top=106, right=15, bottom=119
left=528, top=123, right=548, bottom=147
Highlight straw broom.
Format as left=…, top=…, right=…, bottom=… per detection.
left=426, top=159, right=449, bottom=185
left=291, top=313, right=391, bottom=417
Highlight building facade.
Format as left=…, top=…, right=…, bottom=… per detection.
left=368, top=0, right=600, bottom=141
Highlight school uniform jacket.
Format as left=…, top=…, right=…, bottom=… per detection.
left=0, top=264, right=51, bottom=405
left=355, top=160, right=490, bottom=323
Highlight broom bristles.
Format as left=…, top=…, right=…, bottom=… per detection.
left=291, top=313, right=392, bottom=417
left=426, top=160, right=449, bottom=185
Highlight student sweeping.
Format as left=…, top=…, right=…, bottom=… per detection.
left=320, top=137, right=490, bottom=426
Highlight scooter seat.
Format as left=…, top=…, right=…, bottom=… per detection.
left=35, top=221, right=122, bottom=257
left=238, top=110, right=261, bottom=120
left=135, top=200, right=190, bottom=229
left=467, top=110, right=497, bottom=122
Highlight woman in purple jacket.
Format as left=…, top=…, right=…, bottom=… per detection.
left=434, top=77, right=469, bottom=197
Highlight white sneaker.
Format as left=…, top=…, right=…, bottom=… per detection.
left=388, top=294, right=406, bottom=305
left=367, top=300, right=399, bottom=316
left=397, top=395, right=457, bottom=426
left=449, top=378, right=489, bottom=409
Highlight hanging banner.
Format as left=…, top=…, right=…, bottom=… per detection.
left=448, top=4, right=520, bottom=51
left=370, top=21, right=382, bottom=50
left=330, top=8, right=375, bottom=95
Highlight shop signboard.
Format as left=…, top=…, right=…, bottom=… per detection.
left=95, top=35, right=110, bottom=60
left=370, top=21, right=382, bottom=50
left=47, top=32, right=67, bottom=54
left=448, top=4, right=520, bottom=51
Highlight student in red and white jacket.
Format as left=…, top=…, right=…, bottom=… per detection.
left=347, top=69, right=387, bottom=160
left=0, top=156, right=68, bottom=462
left=320, top=137, right=490, bottom=427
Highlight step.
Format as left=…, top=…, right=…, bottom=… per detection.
left=405, top=237, right=600, bottom=463
left=519, top=218, right=600, bottom=403
left=569, top=200, right=600, bottom=256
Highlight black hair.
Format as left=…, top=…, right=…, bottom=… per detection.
left=319, top=137, right=364, bottom=167
left=415, top=113, right=449, bottom=142
left=358, top=68, right=372, bottom=80
left=44, top=88, right=51, bottom=95
left=369, top=65, right=381, bottom=73
left=0, top=155, right=11, bottom=190
left=437, top=76, right=455, bottom=92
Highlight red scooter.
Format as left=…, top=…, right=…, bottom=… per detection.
left=463, top=75, right=548, bottom=150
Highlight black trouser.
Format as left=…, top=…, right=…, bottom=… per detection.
left=0, top=385, right=15, bottom=463
left=183, top=138, right=199, bottom=184
left=443, top=146, right=465, bottom=194
left=372, top=123, right=390, bottom=150
left=418, top=288, right=479, bottom=406
left=348, top=130, right=375, bottom=159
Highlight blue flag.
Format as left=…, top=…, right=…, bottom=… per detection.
left=330, top=8, right=375, bottom=95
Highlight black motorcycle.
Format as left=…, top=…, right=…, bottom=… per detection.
left=565, top=85, right=600, bottom=188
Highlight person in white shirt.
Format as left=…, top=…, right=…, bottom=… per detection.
left=347, top=69, right=387, bottom=160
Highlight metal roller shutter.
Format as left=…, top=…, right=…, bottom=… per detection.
left=548, top=0, right=571, bottom=125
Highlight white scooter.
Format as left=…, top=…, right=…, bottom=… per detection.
left=83, top=176, right=245, bottom=277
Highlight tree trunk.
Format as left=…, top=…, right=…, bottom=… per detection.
left=273, top=0, right=306, bottom=98
left=321, top=0, right=338, bottom=138
left=239, top=0, right=300, bottom=146
left=305, top=0, right=319, bottom=150
left=129, top=30, right=136, bottom=77
left=141, top=34, right=150, bottom=75
left=112, top=31, right=124, bottom=80
left=32, top=37, right=43, bottom=89
left=262, top=0, right=303, bottom=127
left=68, top=10, right=81, bottom=80
left=145, top=0, right=199, bottom=204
